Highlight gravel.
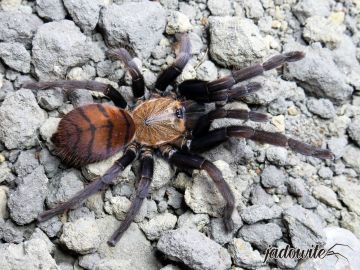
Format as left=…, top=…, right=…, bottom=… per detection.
left=1, top=0, right=360, bottom=269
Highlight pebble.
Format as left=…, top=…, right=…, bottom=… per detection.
left=166, top=11, right=192, bottom=34
left=157, top=228, right=232, bottom=270
left=241, top=204, right=282, bottom=224
left=140, top=213, right=177, bottom=240
left=0, top=42, right=31, bottom=73
left=36, top=0, right=67, bottom=21
left=334, top=176, right=360, bottom=216
left=312, top=185, right=342, bottom=209
left=348, top=118, right=360, bottom=147
left=307, top=98, right=336, bottom=119
left=261, top=165, right=286, bottom=188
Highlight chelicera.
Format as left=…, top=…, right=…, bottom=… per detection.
left=23, top=34, right=333, bottom=246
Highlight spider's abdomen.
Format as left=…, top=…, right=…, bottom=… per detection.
left=132, top=98, right=186, bottom=146
left=52, top=104, right=135, bottom=167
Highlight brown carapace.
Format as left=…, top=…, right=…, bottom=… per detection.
left=23, top=34, right=334, bottom=247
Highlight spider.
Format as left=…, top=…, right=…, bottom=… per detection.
left=23, top=34, right=333, bottom=247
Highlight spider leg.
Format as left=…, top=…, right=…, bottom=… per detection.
left=23, top=80, right=127, bottom=108
left=161, top=146, right=235, bottom=232
left=155, top=34, right=191, bottom=92
left=178, top=51, right=304, bottom=100
left=108, top=147, right=154, bottom=246
left=186, top=126, right=334, bottom=159
left=107, top=48, right=145, bottom=98
left=37, top=144, right=138, bottom=223
left=193, top=108, right=270, bottom=137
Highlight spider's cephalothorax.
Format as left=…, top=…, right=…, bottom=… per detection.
left=23, top=34, right=334, bottom=246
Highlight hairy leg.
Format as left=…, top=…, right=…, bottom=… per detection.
left=178, top=51, right=304, bottom=99
left=107, top=48, right=145, bottom=98
left=37, top=144, right=138, bottom=222
left=155, top=34, right=191, bottom=92
left=187, top=126, right=334, bottom=159
left=108, top=148, right=154, bottom=246
left=193, top=108, right=270, bottom=137
left=23, top=80, right=127, bottom=108
left=161, top=146, right=235, bottom=232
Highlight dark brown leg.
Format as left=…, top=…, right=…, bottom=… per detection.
left=23, top=80, right=127, bottom=108
left=108, top=148, right=154, bottom=246
left=37, top=145, right=138, bottom=223
left=188, top=126, right=334, bottom=159
left=161, top=146, right=235, bottom=232
left=155, top=34, right=191, bottom=92
left=107, top=48, right=145, bottom=98
left=178, top=51, right=304, bottom=100
left=193, top=108, right=270, bottom=137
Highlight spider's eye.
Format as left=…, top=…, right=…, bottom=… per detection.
left=176, top=108, right=184, bottom=119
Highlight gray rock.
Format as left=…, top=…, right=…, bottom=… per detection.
left=104, top=196, right=146, bottom=222
left=100, top=2, right=166, bottom=59
left=166, top=187, right=183, bottom=209
left=60, top=217, right=101, bottom=255
left=140, top=213, right=177, bottom=240
left=63, top=0, right=101, bottom=32
left=242, top=0, right=264, bottom=20
left=160, top=0, right=178, bottom=10
left=292, top=0, right=330, bottom=24
left=342, top=145, right=360, bottom=173
left=96, top=216, right=160, bottom=270
left=210, top=211, right=243, bottom=245
left=0, top=42, right=30, bottom=73
left=37, top=89, right=64, bottom=111
left=261, top=165, right=286, bottom=188
left=0, top=186, right=8, bottom=219
left=266, top=146, right=288, bottom=165
left=0, top=11, right=43, bottom=47
left=0, top=236, right=59, bottom=270
left=317, top=167, right=333, bottom=179
left=157, top=228, right=231, bottom=270
left=32, top=20, right=103, bottom=80
left=303, top=16, right=344, bottom=49
left=37, top=216, right=62, bottom=238
left=0, top=219, right=28, bottom=243
left=8, top=166, right=48, bottom=225
left=228, top=238, right=265, bottom=269
left=327, top=137, right=348, bottom=158
left=209, top=16, right=268, bottom=68
left=177, top=211, right=210, bottom=231
left=0, top=162, right=15, bottom=185
left=184, top=160, right=247, bottom=217
left=208, top=0, right=232, bottom=16
left=286, top=178, right=306, bottom=197
left=36, top=0, right=67, bottom=21
left=341, top=211, right=360, bottom=239
left=39, top=117, right=61, bottom=145
left=196, top=60, right=218, bottom=81
left=165, top=11, right=192, bottom=34
left=0, top=89, right=46, bottom=149
left=313, top=185, right=342, bottom=209
left=334, top=176, right=360, bottom=216
left=275, top=241, right=298, bottom=269
left=238, top=223, right=282, bottom=251
left=283, top=205, right=326, bottom=250
left=348, top=118, right=360, bottom=147
left=188, top=32, right=203, bottom=54
left=68, top=89, right=94, bottom=107
left=151, top=157, right=174, bottom=190
left=284, top=42, right=353, bottom=104
left=157, top=200, right=168, bottom=213
left=241, top=204, right=282, bottom=224
left=13, top=150, right=39, bottom=177
left=250, top=185, right=274, bottom=206
left=297, top=227, right=360, bottom=270
left=307, top=98, right=336, bottom=119
left=46, top=169, right=84, bottom=208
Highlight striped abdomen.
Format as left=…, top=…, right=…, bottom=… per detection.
left=52, top=104, right=135, bottom=167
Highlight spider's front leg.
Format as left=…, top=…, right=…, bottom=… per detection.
left=178, top=51, right=304, bottom=101
left=23, top=80, right=128, bottom=108
left=37, top=144, right=138, bottom=223
left=108, top=147, right=154, bottom=246
left=161, top=146, right=235, bottom=232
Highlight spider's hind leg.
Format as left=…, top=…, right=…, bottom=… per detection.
left=161, top=146, right=235, bottom=232
left=108, top=147, right=154, bottom=246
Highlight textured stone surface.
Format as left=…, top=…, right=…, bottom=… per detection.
left=0, top=42, right=31, bottom=73
left=158, top=228, right=232, bottom=270
left=0, top=89, right=46, bottom=149
left=100, top=2, right=166, bottom=59
left=36, top=0, right=67, bottom=21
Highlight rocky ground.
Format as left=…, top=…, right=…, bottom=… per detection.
left=0, top=0, right=360, bottom=269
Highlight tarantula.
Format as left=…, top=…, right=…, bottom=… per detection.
left=23, top=34, right=333, bottom=246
